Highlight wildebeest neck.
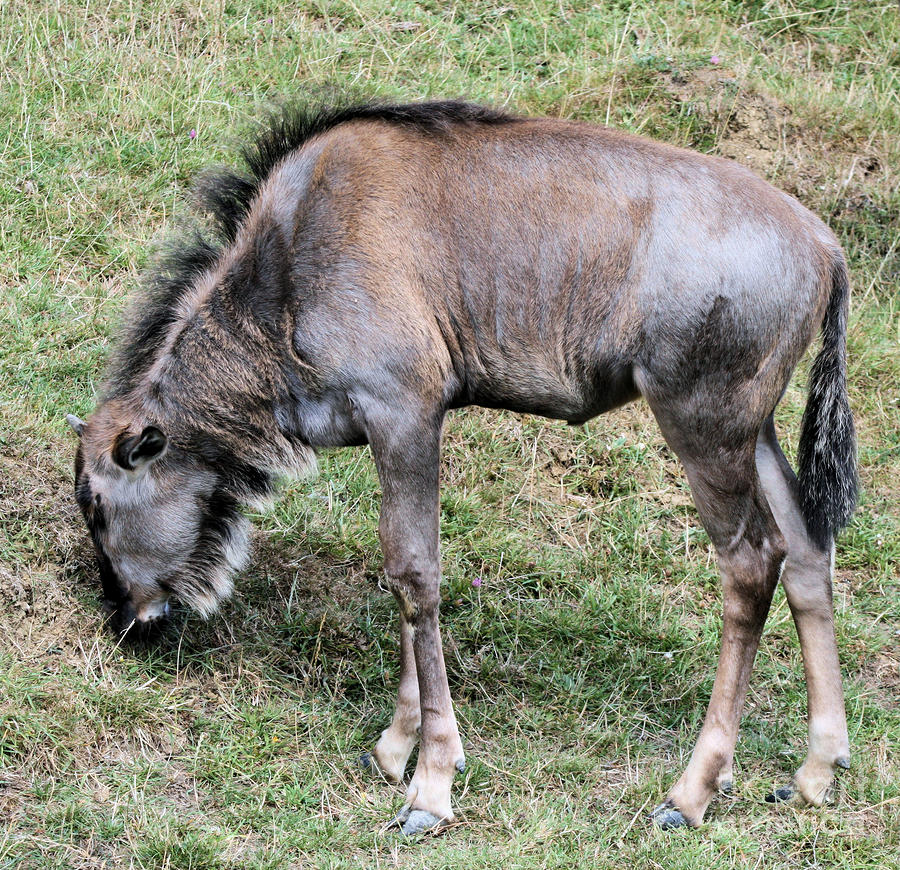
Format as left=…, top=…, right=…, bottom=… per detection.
left=112, top=232, right=317, bottom=500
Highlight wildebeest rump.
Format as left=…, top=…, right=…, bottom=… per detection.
left=68, top=99, right=857, bottom=833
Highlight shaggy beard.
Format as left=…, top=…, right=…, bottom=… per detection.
left=168, top=491, right=251, bottom=617
left=162, top=444, right=317, bottom=618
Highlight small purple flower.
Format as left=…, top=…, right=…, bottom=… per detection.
left=710, top=55, right=721, bottom=65
left=188, top=128, right=197, bottom=140
left=267, top=17, right=273, bottom=23
left=471, top=576, right=482, bottom=588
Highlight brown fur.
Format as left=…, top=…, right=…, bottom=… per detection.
left=70, top=100, right=856, bottom=832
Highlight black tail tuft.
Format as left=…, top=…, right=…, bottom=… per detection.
left=797, top=254, right=858, bottom=550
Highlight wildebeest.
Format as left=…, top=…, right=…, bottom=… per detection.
left=68, top=98, right=857, bottom=834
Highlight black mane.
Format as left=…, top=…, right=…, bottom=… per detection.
left=105, top=97, right=517, bottom=400
left=208, top=99, right=517, bottom=245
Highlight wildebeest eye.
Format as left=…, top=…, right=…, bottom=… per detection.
left=94, top=493, right=102, bottom=506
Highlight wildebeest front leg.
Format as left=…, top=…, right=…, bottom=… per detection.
left=367, top=614, right=421, bottom=781
left=370, top=419, right=464, bottom=835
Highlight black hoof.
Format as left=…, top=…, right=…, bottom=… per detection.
left=358, top=751, right=391, bottom=781
left=765, top=786, right=794, bottom=803
left=388, top=804, right=411, bottom=828
left=836, top=756, right=851, bottom=770
left=718, top=780, right=733, bottom=795
left=402, top=809, right=447, bottom=836
left=651, top=803, right=690, bottom=830
left=388, top=806, right=447, bottom=836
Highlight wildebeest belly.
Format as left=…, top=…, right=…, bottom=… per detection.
left=431, top=200, right=646, bottom=422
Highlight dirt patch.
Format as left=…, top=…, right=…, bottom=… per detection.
left=663, top=67, right=885, bottom=205
left=668, top=67, right=796, bottom=173
left=0, top=769, right=29, bottom=824
left=0, top=443, right=94, bottom=664
left=857, top=648, right=900, bottom=711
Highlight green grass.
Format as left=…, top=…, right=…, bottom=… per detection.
left=1, top=1, right=899, bottom=867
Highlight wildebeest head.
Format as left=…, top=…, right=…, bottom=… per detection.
left=67, top=404, right=250, bottom=637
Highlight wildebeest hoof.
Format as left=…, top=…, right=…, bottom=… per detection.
left=835, top=756, right=850, bottom=770
left=358, top=751, right=395, bottom=782
left=765, top=786, right=795, bottom=803
left=402, top=809, right=447, bottom=836
left=389, top=806, right=448, bottom=836
left=651, top=803, right=690, bottom=830
left=358, top=752, right=378, bottom=773
left=718, top=780, right=733, bottom=795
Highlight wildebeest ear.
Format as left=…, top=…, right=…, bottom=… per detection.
left=112, top=426, right=168, bottom=471
left=66, top=414, right=86, bottom=437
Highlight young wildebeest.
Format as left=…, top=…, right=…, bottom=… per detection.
left=68, top=99, right=857, bottom=834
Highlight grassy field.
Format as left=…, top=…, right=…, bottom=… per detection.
left=1, top=0, right=899, bottom=867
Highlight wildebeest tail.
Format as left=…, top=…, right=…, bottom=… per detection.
left=797, top=252, right=858, bottom=550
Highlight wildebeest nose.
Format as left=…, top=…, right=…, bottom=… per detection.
left=104, top=596, right=172, bottom=644
left=105, top=597, right=138, bottom=635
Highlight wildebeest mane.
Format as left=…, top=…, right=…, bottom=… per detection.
left=200, top=98, right=518, bottom=245
left=105, top=97, right=517, bottom=402
left=105, top=232, right=219, bottom=400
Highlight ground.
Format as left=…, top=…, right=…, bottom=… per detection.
left=1, top=1, right=898, bottom=868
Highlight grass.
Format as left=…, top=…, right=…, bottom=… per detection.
left=1, top=0, right=899, bottom=867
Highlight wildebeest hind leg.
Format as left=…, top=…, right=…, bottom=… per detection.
left=755, top=417, right=850, bottom=806
left=645, top=402, right=786, bottom=828
left=369, top=414, right=465, bottom=835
